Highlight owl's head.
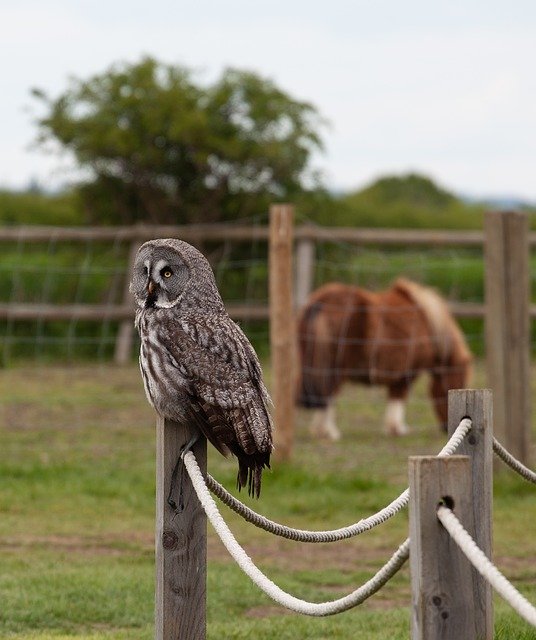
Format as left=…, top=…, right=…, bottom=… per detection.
left=130, top=238, right=223, bottom=311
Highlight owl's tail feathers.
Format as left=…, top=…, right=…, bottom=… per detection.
left=237, top=451, right=271, bottom=499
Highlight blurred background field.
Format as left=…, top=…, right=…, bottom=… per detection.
left=1, top=360, right=536, bottom=639
left=1, top=185, right=536, bottom=638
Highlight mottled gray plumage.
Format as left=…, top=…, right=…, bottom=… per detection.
left=130, top=238, right=273, bottom=497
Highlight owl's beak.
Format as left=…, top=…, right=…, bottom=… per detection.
left=146, top=279, right=156, bottom=295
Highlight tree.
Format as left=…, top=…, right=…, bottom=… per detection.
left=32, top=57, right=325, bottom=224
left=317, top=172, right=484, bottom=230
left=354, top=173, right=456, bottom=208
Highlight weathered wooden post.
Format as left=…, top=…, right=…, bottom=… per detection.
left=447, top=388, right=494, bottom=635
left=114, top=239, right=141, bottom=365
left=156, top=417, right=207, bottom=640
left=269, top=204, right=296, bottom=460
left=294, top=227, right=315, bottom=310
left=409, top=455, right=490, bottom=640
left=484, top=210, right=531, bottom=464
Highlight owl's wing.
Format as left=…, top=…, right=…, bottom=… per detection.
left=158, top=316, right=273, bottom=460
left=181, top=314, right=272, bottom=407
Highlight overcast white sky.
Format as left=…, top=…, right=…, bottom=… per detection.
left=2, top=1, right=536, bottom=200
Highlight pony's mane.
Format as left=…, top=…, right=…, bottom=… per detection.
left=393, top=278, right=472, bottom=367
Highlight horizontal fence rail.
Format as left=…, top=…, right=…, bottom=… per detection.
left=0, top=302, right=269, bottom=322
left=3, top=223, right=536, bottom=246
left=0, top=223, right=271, bottom=243
left=4, top=300, right=536, bottom=323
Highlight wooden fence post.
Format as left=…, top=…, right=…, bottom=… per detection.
left=484, top=210, right=531, bottom=464
left=294, top=231, right=315, bottom=310
left=269, top=204, right=296, bottom=460
left=409, top=455, right=489, bottom=640
left=155, top=417, right=207, bottom=640
left=448, top=389, right=494, bottom=636
left=114, top=240, right=141, bottom=365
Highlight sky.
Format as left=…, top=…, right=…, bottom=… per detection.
left=2, top=1, right=536, bottom=201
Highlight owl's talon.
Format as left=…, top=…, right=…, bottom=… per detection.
left=167, top=432, right=201, bottom=513
left=180, top=432, right=201, bottom=459
left=167, top=455, right=183, bottom=512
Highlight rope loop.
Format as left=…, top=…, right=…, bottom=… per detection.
left=185, top=450, right=409, bottom=615
left=179, top=418, right=536, bottom=621
left=177, top=418, right=471, bottom=615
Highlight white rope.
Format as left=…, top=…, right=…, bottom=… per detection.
left=205, top=417, right=472, bottom=542
left=207, top=474, right=410, bottom=542
left=493, top=438, right=536, bottom=484
left=437, top=505, right=536, bottom=628
left=184, top=450, right=410, bottom=616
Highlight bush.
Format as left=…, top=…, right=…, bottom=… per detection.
left=0, top=190, right=84, bottom=226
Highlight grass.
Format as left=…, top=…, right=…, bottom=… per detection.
left=0, top=361, right=535, bottom=639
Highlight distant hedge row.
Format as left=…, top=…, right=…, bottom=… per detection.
left=0, top=172, right=520, bottom=230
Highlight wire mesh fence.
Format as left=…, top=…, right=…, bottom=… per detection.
left=2, top=213, right=535, bottom=444
left=0, top=216, right=272, bottom=365
left=0, top=219, right=496, bottom=363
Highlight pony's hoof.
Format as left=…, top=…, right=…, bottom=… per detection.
left=309, top=425, right=341, bottom=441
left=325, top=429, right=341, bottom=442
left=385, top=423, right=410, bottom=436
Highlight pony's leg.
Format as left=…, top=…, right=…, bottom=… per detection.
left=384, top=382, right=411, bottom=436
left=429, top=366, right=470, bottom=431
left=429, top=373, right=448, bottom=431
left=309, top=402, right=341, bottom=441
left=384, top=399, right=409, bottom=436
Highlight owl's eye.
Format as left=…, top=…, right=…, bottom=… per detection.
left=161, top=268, right=173, bottom=278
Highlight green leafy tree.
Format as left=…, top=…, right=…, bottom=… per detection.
left=32, top=57, right=325, bottom=224
left=354, top=173, right=456, bottom=208
left=320, top=173, right=484, bottom=230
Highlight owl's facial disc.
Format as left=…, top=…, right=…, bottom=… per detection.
left=143, top=255, right=189, bottom=309
left=131, top=242, right=195, bottom=310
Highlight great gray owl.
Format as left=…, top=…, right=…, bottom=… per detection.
left=130, top=238, right=273, bottom=497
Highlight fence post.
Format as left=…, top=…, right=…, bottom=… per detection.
left=269, top=204, right=296, bottom=461
left=294, top=230, right=315, bottom=310
left=155, top=417, right=207, bottom=640
left=484, top=210, right=531, bottom=464
left=409, top=455, right=487, bottom=640
left=447, top=389, right=494, bottom=636
left=114, top=240, right=141, bottom=365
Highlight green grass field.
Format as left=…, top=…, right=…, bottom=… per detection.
left=1, top=361, right=535, bottom=639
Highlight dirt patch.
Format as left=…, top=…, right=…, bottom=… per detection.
left=494, top=555, right=536, bottom=580
left=244, top=605, right=293, bottom=618
left=0, top=531, right=153, bottom=556
left=207, top=532, right=405, bottom=571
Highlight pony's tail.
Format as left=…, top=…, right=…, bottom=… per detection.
left=296, top=301, right=334, bottom=408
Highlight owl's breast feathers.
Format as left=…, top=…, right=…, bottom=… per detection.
left=140, top=307, right=273, bottom=497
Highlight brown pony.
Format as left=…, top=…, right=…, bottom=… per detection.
left=296, top=278, right=472, bottom=439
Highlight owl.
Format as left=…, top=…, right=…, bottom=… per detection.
left=130, top=238, right=273, bottom=498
